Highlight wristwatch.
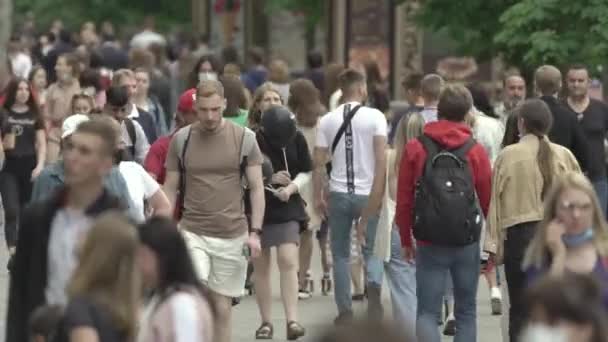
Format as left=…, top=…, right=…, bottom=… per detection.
left=251, top=228, right=262, bottom=235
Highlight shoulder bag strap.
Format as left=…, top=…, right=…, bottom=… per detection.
left=331, top=104, right=362, bottom=154
left=177, top=127, right=192, bottom=217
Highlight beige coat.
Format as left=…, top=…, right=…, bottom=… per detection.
left=484, top=134, right=581, bottom=262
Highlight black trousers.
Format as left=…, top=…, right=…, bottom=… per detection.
left=0, top=155, right=37, bottom=248
left=503, top=221, right=539, bottom=342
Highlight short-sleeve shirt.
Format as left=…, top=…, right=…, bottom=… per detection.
left=2, top=109, right=44, bottom=157
left=316, top=102, right=387, bottom=195
left=118, top=161, right=160, bottom=223
left=166, top=120, right=263, bottom=238
left=58, top=296, right=126, bottom=342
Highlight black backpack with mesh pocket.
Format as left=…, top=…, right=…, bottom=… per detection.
left=412, top=135, right=482, bottom=246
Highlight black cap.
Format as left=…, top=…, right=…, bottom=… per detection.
left=105, top=86, right=129, bottom=107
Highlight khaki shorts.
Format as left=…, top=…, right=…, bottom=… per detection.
left=182, top=230, right=248, bottom=298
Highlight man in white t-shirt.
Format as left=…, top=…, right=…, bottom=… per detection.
left=313, top=69, right=387, bottom=324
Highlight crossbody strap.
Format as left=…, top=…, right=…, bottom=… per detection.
left=331, top=104, right=361, bottom=154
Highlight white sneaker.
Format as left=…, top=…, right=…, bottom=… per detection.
left=490, top=287, right=502, bottom=315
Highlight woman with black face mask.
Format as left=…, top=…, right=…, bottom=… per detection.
left=252, top=105, right=311, bottom=340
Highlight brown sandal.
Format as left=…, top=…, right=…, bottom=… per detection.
left=286, top=321, right=305, bottom=340
left=255, top=322, right=273, bottom=340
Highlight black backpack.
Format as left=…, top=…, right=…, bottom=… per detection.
left=412, top=135, right=482, bottom=246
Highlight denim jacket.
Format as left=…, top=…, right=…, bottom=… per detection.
left=31, top=161, right=139, bottom=220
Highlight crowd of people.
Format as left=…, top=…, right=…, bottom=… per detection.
left=2, top=16, right=608, bottom=342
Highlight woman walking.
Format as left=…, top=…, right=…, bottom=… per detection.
left=54, top=213, right=140, bottom=342
left=0, top=78, right=46, bottom=256
left=253, top=106, right=310, bottom=340
left=137, top=217, right=214, bottom=342
left=485, top=99, right=581, bottom=342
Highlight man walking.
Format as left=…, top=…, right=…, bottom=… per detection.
left=566, top=64, right=608, bottom=214
left=6, top=118, right=126, bottom=342
left=535, top=65, right=589, bottom=171
left=313, top=68, right=387, bottom=324
left=396, top=84, right=492, bottom=342
left=419, top=74, right=444, bottom=123
left=163, top=80, right=264, bottom=342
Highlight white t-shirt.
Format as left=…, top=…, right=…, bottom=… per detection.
left=316, top=102, right=387, bottom=195
left=118, top=161, right=160, bottom=222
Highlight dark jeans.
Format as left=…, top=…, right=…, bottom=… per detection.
left=503, top=221, right=538, bottom=342
left=0, top=155, right=37, bottom=248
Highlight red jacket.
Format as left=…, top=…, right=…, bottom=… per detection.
left=395, top=120, right=492, bottom=248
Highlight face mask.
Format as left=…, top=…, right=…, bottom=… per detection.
left=520, top=324, right=568, bottom=342
left=562, top=227, right=594, bottom=248
left=198, top=72, right=218, bottom=82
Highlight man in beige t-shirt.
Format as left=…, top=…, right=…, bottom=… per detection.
left=164, top=80, right=264, bottom=342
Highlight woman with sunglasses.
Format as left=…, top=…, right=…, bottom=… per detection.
left=524, top=172, right=608, bottom=309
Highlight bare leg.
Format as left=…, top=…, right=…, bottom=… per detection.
left=209, top=291, right=233, bottom=342
left=253, top=248, right=273, bottom=323
left=351, top=256, right=364, bottom=295
left=319, top=234, right=332, bottom=274
left=277, top=243, right=300, bottom=322
left=299, top=230, right=313, bottom=289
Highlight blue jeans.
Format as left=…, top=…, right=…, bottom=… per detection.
left=592, top=179, right=608, bottom=217
left=416, top=242, right=480, bottom=342
left=386, top=228, right=417, bottom=338
left=328, top=191, right=384, bottom=314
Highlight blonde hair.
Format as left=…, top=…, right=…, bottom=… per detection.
left=393, top=112, right=424, bottom=172
left=268, top=59, right=290, bottom=84
left=67, top=213, right=140, bottom=341
left=523, top=172, right=608, bottom=270
left=112, top=69, right=135, bottom=87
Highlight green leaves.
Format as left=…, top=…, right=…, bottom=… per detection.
left=416, top=0, right=608, bottom=73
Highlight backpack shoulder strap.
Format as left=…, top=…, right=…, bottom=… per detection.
left=240, top=127, right=256, bottom=175
left=174, top=126, right=193, bottom=167
left=124, top=118, right=137, bottom=157
left=418, top=134, right=440, bottom=159
left=450, top=137, right=476, bottom=160
left=331, top=104, right=362, bottom=154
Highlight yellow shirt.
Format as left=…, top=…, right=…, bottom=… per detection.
left=484, top=134, right=581, bottom=259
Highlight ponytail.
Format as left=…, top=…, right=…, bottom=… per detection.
left=537, top=135, right=554, bottom=199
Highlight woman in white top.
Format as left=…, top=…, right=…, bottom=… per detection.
left=137, top=217, right=214, bottom=342
left=357, top=111, right=424, bottom=340
left=108, top=116, right=171, bottom=222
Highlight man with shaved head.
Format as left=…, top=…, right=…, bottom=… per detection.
left=535, top=65, right=589, bottom=171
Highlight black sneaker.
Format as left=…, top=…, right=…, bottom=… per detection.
left=443, top=319, right=456, bottom=336
left=334, top=311, right=354, bottom=326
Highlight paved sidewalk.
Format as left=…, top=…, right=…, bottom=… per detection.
left=0, top=240, right=502, bottom=342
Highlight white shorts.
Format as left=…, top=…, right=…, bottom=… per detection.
left=182, top=230, right=248, bottom=298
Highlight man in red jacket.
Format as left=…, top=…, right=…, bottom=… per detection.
left=395, top=84, right=492, bottom=342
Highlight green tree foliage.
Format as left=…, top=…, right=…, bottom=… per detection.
left=264, top=0, right=325, bottom=29
left=14, top=0, right=190, bottom=32
left=416, top=0, right=608, bottom=72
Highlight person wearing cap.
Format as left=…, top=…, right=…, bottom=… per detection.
left=144, top=88, right=197, bottom=186
left=30, top=114, right=136, bottom=220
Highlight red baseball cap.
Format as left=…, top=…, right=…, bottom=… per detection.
left=178, top=88, right=196, bottom=113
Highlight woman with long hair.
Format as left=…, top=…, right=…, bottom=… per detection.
left=324, top=63, right=345, bottom=110
left=485, top=99, right=582, bottom=342
left=0, top=77, right=46, bottom=254
left=287, top=79, right=331, bottom=298
left=29, top=66, right=48, bottom=110
left=187, top=55, right=222, bottom=89
left=363, top=60, right=390, bottom=114
left=253, top=105, right=310, bottom=340
left=248, top=83, right=282, bottom=131
left=137, top=217, right=214, bottom=342
left=56, top=213, right=140, bottom=342
left=524, top=173, right=608, bottom=300
left=355, top=111, right=422, bottom=340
